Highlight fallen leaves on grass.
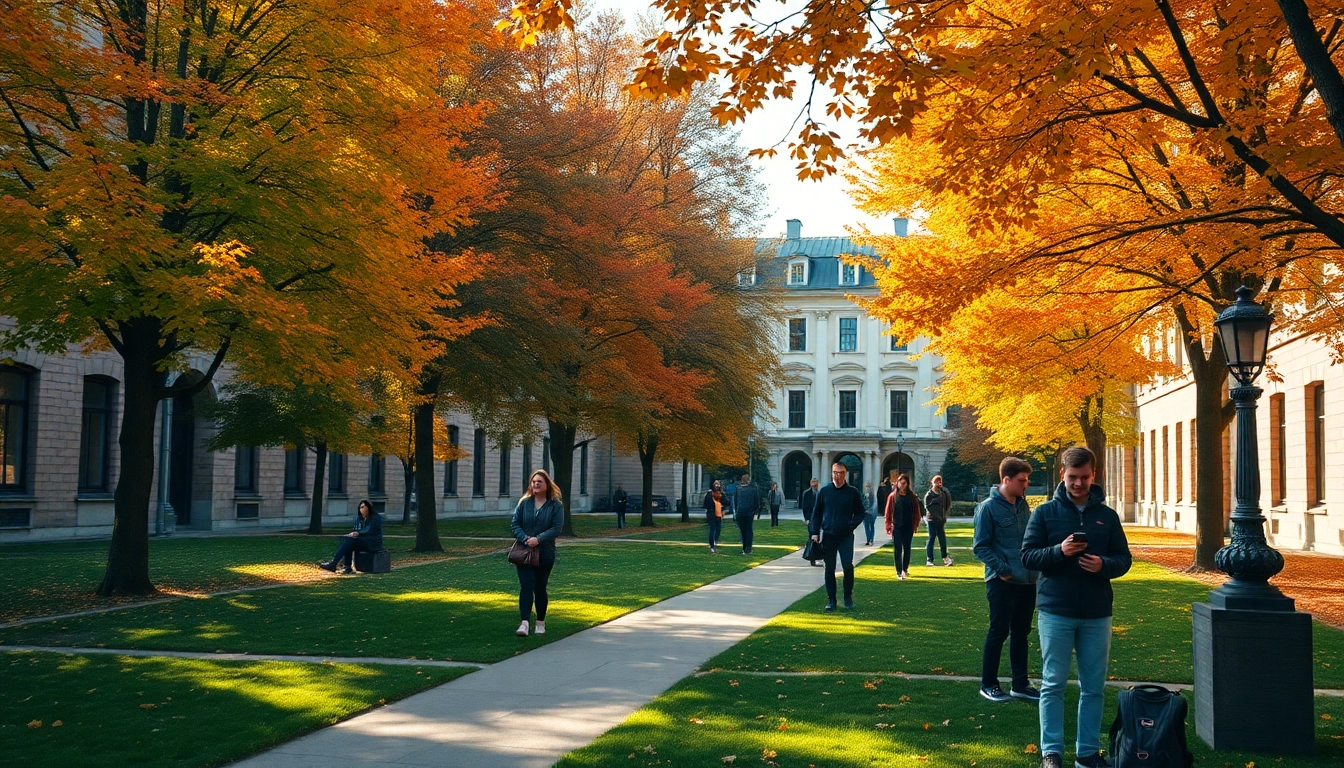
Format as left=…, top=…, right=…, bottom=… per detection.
left=27, top=720, right=41, bottom=729
left=689, top=718, right=705, bottom=725
left=1025, top=744, right=1039, bottom=754
left=721, top=756, right=736, bottom=764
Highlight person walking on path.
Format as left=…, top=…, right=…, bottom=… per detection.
left=318, top=499, right=383, bottom=574
left=510, top=470, right=565, bottom=638
left=703, top=480, right=725, bottom=553
left=800, top=478, right=821, bottom=565
left=972, top=457, right=1038, bottom=705
left=809, top=462, right=867, bottom=611
left=883, top=473, right=922, bottom=580
left=734, top=474, right=761, bottom=555
left=768, top=482, right=783, bottom=527
left=924, top=474, right=954, bottom=566
left=1022, top=446, right=1133, bottom=768
left=861, top=482, right=877, bottom=546
left=612, top=484, right=628, bottom=530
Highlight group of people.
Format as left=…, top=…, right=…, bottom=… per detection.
left=701, top=474, right=784, bottom=554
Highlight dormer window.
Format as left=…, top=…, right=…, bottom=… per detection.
left=737, top=266, right=756, bottom=286
left=787, top=260, right=807, bottom=286
left=839, top=261, right=859, bottom=286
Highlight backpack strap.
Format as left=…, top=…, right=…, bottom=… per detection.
left=1109, top=688, right=1130, bottom=754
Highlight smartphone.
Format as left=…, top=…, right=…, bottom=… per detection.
left=1072, top=531, right=1088, bottom=544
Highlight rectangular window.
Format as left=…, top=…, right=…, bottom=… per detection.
left=1137, top=438, right=1145, bottom=501
left=838, top=390, right=857, bottom=429
left=0, top=366, right=30, bottom=490
left=499, top=436, right=512, bottom=497
left=1161, top=426, right=1169, bottom=503
left=945, top=404, right=961, bottom=429
left=788, top=262, right=806, bottom=285
left=787, top=390, right=806, bottom=429
left=580, top=443, right=588, bottom=495
left=284, top=446, right=306, bottom=495
left=889, top=391, right=909, bottom=430
left=1311, top=383, right=1326, bottom=506
left=236, top=502, right=259, bottom=520
left=523, top=442, right=533, bottom=482
left=737, top=267, right=755, bottom=286
left=788, top=318, right=806, bottom=351
left=445, top=425, right=459, bottom=495
left=1175, top=422, right=1183, bottom=503
left=543, top=436, right=551, bottom=473
left=840, top=262, right=857, bottom=285
left=473, top=428, right=486, bottom=497
left=1189, top=419, right=1198, bottom=503
left=1271, top=395, right=1285, bottom=505
left=1149, top=429, right=1157, bottom=504
left=328, top=452, right=347, bottom=495
left=890, top=335, right=908, bottom=352
left=234, top=445, right=258, bottom=493
left=838, top=317, right=858, bottom=352
left=79, top=377, right=115, bottom=491
left=368, top=454, right=386, bottom=495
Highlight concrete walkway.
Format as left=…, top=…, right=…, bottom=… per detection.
left=231, top=533, right=893, bottom=768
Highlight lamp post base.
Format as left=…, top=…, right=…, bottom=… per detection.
left=1192, top=602, right=1314, bottom=753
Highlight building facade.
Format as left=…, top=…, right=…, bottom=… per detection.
left=1104, top=329, right=1344, bottom=556
left=751, top=219, right=952, bottom=505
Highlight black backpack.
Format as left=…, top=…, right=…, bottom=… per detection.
left=1108, top=685, right=1194, bottom=768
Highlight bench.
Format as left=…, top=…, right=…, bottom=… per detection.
left=354, top=549, right=391, bottom=574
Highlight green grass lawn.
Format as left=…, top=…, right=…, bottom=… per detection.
left=382, top=512, right=702, bottom=539
left=557, top=672, right=1344, bottom=768
left=0, top=541, right=792, bottom=662
left=0, top=649, right=469, bottom=768
left=702, top=551, right=1344, bottom=689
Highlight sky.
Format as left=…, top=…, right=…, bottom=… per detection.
left=587, top=0, right=892, bottom=240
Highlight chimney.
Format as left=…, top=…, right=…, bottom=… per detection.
left=786, top=219, right=802, bottom=240
left=893, top=217, right=909, bottom=237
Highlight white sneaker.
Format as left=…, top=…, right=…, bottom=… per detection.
left=926, top=559, right=936, bottom=567
left=534, top=621, right=546, bottom=635
left=898, top=572, right=907, bottom=581
left=943, top=556, right=954, bottom=566
left=516, top=620, right=529, bottom=637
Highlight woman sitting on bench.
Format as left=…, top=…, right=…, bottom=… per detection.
left=318, top=499, right=383, bottom=574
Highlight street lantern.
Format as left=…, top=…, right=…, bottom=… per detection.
left=1214, top=285, right=1272, bottom=386
left=1194, top=284, right=1313, bottom=754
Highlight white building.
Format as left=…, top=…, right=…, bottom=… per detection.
left=750, top=219, right=953, bottom=504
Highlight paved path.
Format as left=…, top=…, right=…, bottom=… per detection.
left=230, top=533, right=893, bottom=768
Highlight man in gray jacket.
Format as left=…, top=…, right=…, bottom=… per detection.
left=924, top=474, right=953, bottom=566
left=972, top=457, right=1039, bottom=704
left=733, top=474, right=761, bottom=554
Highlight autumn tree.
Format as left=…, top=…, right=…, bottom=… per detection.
left=0, top=0, right=493, bottom=594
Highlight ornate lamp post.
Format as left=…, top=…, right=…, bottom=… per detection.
left=1192, top=285, right=1313, bottom=753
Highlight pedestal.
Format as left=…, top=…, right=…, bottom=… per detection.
left=1192, top=602, right=1314, bottom=753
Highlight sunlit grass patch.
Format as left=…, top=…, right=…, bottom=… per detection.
left=0, top=650, right=466, bottom=768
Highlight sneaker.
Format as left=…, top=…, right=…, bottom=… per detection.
left=534, top=621, right=546, bottom=635
left=926, top=559, right=936, bottom=566
left=1010, top=685, right=1041, bottom=702
left=1074, top=753, right=1111, bottom=768
left=709, top=546, right=716, bottom=553
left=979, top=685, right=1013, bottom=703
left=823, top=601, right=836, bottom=612
left=317, top=561, right=336, bottom=572
left=898, top=572, right=907, bottom=581
left=810, top=561, right=823, bottom=567
left=339, top=566, right=355, bottom=575
left=943, top=556, right=954, bottom=566
left=1041, top=754, right=1063, bottom=768
left=843, top=597, right=855, bottom=609
left=515, top=620, right=529, bottom=637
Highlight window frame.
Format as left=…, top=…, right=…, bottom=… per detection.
left=786, top=260, right=807, bottom=286
left=473, top=428, right=486, bottom=497
left=1313, top=383, right=1326, bottom=506
left=498, top=436, right=512, bottom=497
left=737, top=266, right=756, bottom=287
left=837, top=316, right=859, bottom=352
left=838, top=261, right=860, bottom=286
left=234, top=445, right=259, bottom=494
left=328, top=451, right=347, bottom=495
left=579, top=443, right=589, bottom=495
left=368, top=453, right=386, bottom=495
left=787, top=390, right=806, bottom=429
left=838, top=390, right=858, bottom=429
left=284, top=445, right=306, bottom=496
left=78, top=376, right=116, bottom=492
left=445, top=425, right=459, bottom=495
left=787, top=318, right=807, bottom=352
left=889, top=390, right=909, bottom=430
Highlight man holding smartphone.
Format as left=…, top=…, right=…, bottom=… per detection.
left=1021, top=446, right=1132, bottom=768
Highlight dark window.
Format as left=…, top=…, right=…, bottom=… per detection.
left=838, top=317, right=858, bottom=352
left=329, top=452, right=347, bottom=494
left=473, top=428, right=486, bottom=497
left=945, top=404, right=961, bottom=429
left=499, top=436, right=512, bottom=497
left=235, top=502, right=260, bottom=519
left=0, top=508, right=31, bottom=528
left=368, top=454, right=386, bottom=495
left=234, top=446, right=258, bottom=493
left=79, top=377, right=115, bottom=491
left=1189, top=418, right=1198, bottom=503
left=1175, top=422, right=1183, bottom=502
left=543, top=436, right=551, bottom=473
left=445, top=425, right=459, bottom=495
left=838, top=390, right=857, bottom=429
left=580, top=443, right=588, bottom=494
left=889, top=391, right=909, bottom=430
left=523, top=443, right=533, bottom=484
left=1272, top=395, right=1286, bottom=505
left=284, top=446, right=305, bottom=495
left=1161, top=426, right=1169, bottom=503
left=0, top=366, right=30, bottom=490
left=787, top=390, right=806, bottom=429
left=1313, top=384, right=1326, bottom=505
left=788, top=318, right=806, bottom=351
left=890, top=335, right=907, bottom=352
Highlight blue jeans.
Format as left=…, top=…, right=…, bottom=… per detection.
left=862, top=513, right=876, bottom=542
left=706, top=514, right=721, bottom=548
left=926, top=519, right=948, bottom=560
left=331, top=535, right=376, bottom=568
left=1037, top=611, right=1113, bottom=758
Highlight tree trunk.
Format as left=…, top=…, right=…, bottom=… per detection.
left=547, top=419, right=577, bottom=536
left=1192, top=362, right=1231, bottom=570
left=98, top=323, right=168, bottom=596
left=308, top=441, right=327, bottom=535
left=1076, top=395, right=1108, bottom=490
left=637, top=431, right=659, bottom=527
left=680, top=458, right=690, bottom=522
left=413, top=376, right=442, bottom=552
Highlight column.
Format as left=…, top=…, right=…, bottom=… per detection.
left=865, top=450, right=878, bottom=491
left=815, top=450, right=826, bottom=481
left=814, top=310, right=830, bottom=430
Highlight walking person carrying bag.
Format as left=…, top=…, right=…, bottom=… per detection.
left=509, top=470, right=565, bottom=638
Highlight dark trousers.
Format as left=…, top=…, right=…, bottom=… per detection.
left=706, top=514, right=721, bottom=548
left=821, top=531, right=856, bottom=603
left=892, top=526, right=915, bottom=572
left=982, top=579, right=1037, bottom=689
left=735, top=514, right=754, bottom=553
left=331, top=536, right=377, bottom=568
left=769, top=505, right=780, bottom=526
left=926, top=519, right=948, bottom=560
left=516, top=561, right=556, bottom=621
left=615, top=507, right=626, bottom=529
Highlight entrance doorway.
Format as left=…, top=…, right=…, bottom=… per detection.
left=782, top=451, right=812, bottom=504
left=881, top=452, right=916, bottom=487
left=835, top=452, right=863, bottom=490
left=169, top=389, right=195, bottom=525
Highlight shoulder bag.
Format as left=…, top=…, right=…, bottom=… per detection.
left=508, top=540, right=539, bottom=566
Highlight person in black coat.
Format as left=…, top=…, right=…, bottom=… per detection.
left=702, top=480, right=726, bottom=553
left=510, top=470, right=566, bottom=637
left=612, top=484, right=628, bottom=529
left=318, top=499, right=382, bottom=574
left=808, top=462, right=867, bottom=611
left=799, top=478, right=822, bottom=565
